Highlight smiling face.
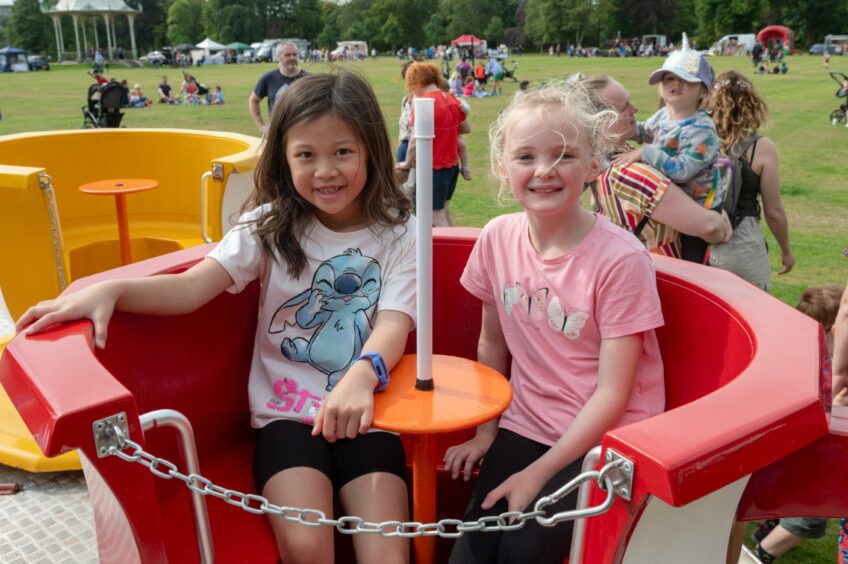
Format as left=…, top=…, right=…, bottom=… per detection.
left=659, top=73, right=704, bottom=114
left=599, top=80, right=638, bottom=144
left=286, top=113, right=368, bottom=231
left=500, top=106, right=600, bottom=220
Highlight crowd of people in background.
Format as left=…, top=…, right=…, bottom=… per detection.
left=87, top=66, right=224, bottom=108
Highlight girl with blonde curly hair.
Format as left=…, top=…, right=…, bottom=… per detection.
left=445, top=81, right=666, bottom=564
left=706, top=71, right=794, bottom=292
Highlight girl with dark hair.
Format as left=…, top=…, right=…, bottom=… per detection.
left=17, top=70, right=416, bottom=563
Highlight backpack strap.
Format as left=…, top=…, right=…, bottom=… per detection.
left=632, top=215, right=651, bottom=238
left=746, top=136, right=760, bottom=163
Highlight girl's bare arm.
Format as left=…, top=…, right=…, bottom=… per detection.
left=481, top=333, right=643, bottom=513
left=313, top=309, right=414, bottom=442
left=444, top=302, right=509, bottom=480
left=832, top=278, right=848, bottom=401
left=16, top=258, right=234, bottom=347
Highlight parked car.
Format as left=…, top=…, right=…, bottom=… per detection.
left=27, top=55, right=50, bottom=70
left=139, top=51, right=166, bottom=65
left=809, top=43, right=832, bottom=55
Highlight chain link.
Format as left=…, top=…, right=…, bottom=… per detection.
left=107, top=426, right=624, bottom=538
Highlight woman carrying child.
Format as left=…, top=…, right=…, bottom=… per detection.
left=444, top=80, right=666, bottom=563
left=578, top=74, right=732, bottom=257
left=612, top=50, right=720, bottom=263
left=17, top=71, right=416, bottom=564
left=705, top=71, right=794, bottom=291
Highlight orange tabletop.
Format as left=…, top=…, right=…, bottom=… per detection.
left=79, top=178, right=158, bottom=265
left=372, top=354, right=512, bottom=564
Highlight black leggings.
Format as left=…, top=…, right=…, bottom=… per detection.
left=449, top=429, right=586, bottom=564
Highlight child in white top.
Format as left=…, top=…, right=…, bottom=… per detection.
left=445, top=81, right=665, bottom=563
left=17, top=71, right=416, bottom=564
left=613, top=49, right=720, bottom=262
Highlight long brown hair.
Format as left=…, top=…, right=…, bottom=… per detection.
left=251, top=71, right=411, bottom=278
left=707, top=71, right=768, bottom=153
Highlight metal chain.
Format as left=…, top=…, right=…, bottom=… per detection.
left=108, top=426, right=623, bottom=538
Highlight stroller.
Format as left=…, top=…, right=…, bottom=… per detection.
left=82, top=82, right=124, bottom=128
left=503, top=60, right=518, bottom=82
left=829, top=72, right=848, bottom=126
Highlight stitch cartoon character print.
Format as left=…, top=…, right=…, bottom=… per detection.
left=269, top=248, right=382, bottom=391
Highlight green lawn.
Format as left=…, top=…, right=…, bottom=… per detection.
left=2, top=54, right=845, bottom=305
left=1, top=56, right=845, bottom=562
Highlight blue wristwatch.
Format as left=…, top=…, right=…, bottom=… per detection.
left=356, top=352, right=390, bottom=392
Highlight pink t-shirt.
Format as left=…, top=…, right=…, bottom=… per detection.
left=461, top=213, right=665, bottom=446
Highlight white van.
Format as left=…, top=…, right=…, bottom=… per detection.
left=709, top=34, right=756, bottom=56
left=256, top=39, right=309, bottom=62
left=331, top=41, right=368, bottom=61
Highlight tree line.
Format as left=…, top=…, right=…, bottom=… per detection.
left=4, top=0, right=848, bottom=58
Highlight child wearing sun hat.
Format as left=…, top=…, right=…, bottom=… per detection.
left=611, top=49, right=720, bottom=263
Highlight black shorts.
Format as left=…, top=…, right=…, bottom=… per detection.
left=433, top=166, right=460, bottom=210
left=449, top=428, right=586, bottom=564
left=253, top=419, right=407, bottom=494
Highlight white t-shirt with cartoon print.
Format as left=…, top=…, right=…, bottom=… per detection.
left=461, top=213, right=665, bottom=446
left=208, top=206, right=417, bottom=429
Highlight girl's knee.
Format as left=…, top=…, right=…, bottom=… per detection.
left=275, top=527, right=334, bottom=564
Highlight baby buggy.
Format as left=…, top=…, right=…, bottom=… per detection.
left=503, top=60, right=519, bottom=82
left=82, top=81, right=124, bottom=128
left=829, top=72, right=848, bottom=126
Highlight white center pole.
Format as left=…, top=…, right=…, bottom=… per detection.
left=413, top=97, right=434, bottom=391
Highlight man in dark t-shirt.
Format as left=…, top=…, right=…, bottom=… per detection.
left=248, top=41, right=307, bottom=134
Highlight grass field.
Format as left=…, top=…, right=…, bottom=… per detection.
left=1, top=56, right=846, bottom=561
left=1, top=54, right=847, bottom=305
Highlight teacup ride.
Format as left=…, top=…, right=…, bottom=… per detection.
left=1, top=107, right=845, bottom=564
left=0, top=128, right=261, bottom=472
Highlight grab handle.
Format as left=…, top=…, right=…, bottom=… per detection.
left=200, top=171, right=212, bottom=243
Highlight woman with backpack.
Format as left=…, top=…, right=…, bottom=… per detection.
left=706, top=71, right=794, bottom=292
left=576, top=74, right=732, bottom=258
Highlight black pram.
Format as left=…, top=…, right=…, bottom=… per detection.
left=830, top=72, right=848, bottom=126
left=82, top=82, right=124, bottom=128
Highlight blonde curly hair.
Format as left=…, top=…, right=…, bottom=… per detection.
left=489, top=79, right=618, bottom=202
left=706, top=71, right=768, bottom=154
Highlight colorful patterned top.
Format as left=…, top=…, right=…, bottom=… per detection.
left=636, top=107, right=719, bottom=208
left=593, top=162, right=680, bottom=258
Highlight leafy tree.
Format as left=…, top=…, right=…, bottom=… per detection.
left=485, top=15, right=505, bottom=44
left=316, top=1, right=341, bottom=48
left=202, top=0, right=218, bottom=41
left=424, top=12, right=450, bottom=45
left=167, top=0, right=203, bottom=45
left=696, top=0, right=764, bottom=45
left=7, top=0, right=52, bottom=52
left=218, top=4, right=261, bottom=43
left=287, top=0, right=323, bottom=40
left=440, top=0, right=502, bottom=41
left=766, top=0, right=848, bottom=47
left=336, top=0, right=379, bottom=42
left=525, top=0, right=596, bottom=47
left=380, top=13, right=403, bottom=52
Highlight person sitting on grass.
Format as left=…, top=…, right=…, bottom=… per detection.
left=208, top=86, right=225, bottom=105
left=157, top=76, right=178, bottom=104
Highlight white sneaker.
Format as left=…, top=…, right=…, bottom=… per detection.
left=833, top=118, right=840, bottom=125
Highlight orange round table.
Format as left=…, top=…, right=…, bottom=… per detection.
left=372, top=354, right=512, bottom=564
left=78, top=178, right=158, bottom=265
